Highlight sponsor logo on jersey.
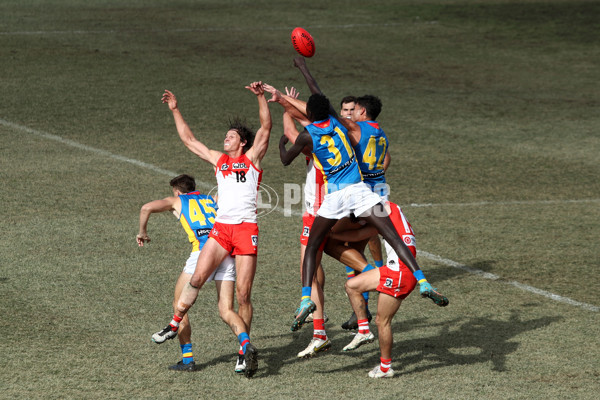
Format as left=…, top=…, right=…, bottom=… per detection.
left=196, top=228, right=211, bottom=236
left=232, top=162, right=247, bottom=169
left=302, top=226, right=310, bottom=237
left=384, top=278, right=393, bottom=288
left=220, top=163, right=229, bottom=171
left=211, top=228, right=219, bottom=236
left=251, top=235, right=258, bottom=246
left=402, top=235, right=416, bottom=247
left=388, top=259, right=396, bottom=266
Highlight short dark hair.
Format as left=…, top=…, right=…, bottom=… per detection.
left=356, top=95, right=382, bottom=120
left=306, top=93, right=331, bottom=122
left=228, top=117, right=255, bottom=153
left=340, top=96, right=356, bottom=108
left=170, top=174, right=196, bottom=193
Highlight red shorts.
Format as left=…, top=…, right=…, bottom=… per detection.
left=300, top=212, right=326, bottom=251
left=377, top=263, right=417, bottom=299
left=209, top=221, right=258, bottom=256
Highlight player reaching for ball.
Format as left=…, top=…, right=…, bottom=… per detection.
left=272, top=62, right=448, bottom=333
left=151, top=82, right=272, bottom=378
left=292, top=56, right=399, bottom=331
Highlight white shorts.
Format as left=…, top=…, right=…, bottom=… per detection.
left=316, top=182, right=382, bottom=220
left=183, top=251, right=236, bottom=282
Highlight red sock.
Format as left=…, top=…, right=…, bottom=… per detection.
left=170, top=315, right=183, bottom=330
left=313, top=318, right=327, bottom=341
left=380, top=357, right=391, bottom=372
left=358, top=319, right=370, bottom=335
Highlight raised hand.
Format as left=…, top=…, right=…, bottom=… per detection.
left=262, top=83, right=282, bottom=103
left=245, top=81, right=265, bottom=96
left=285, top=86, right=300, bottom=99
left=161, top=90, right=178, bottom=111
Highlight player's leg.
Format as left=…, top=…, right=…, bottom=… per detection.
left=342, top=268, right=379, bottom=351
left=368, top=234, right=384, bottom=268
left=360, top=203, right=448, bottom=306
left=228, top=266, right=258, bottom=379
left=234, top=254, right=256, bottom=332
left=214, top=278, right=248, bottom=374
left=300, top=244, right=326, bottom=321
left=297, top=246, right=331, bottom=358
left=180, top=239, right=230, bottom=315
left=152, top=239, right=230, bottom=344
left=369, top=293, right=401, bottom=378
left=230, top=223, right=260, bottom=378
left=324, top=238, right=373, bottom=329
left=345, top=239, right=374, bottom=329
left=167, top=271, right=196, bottom=371
left=292, top=215, right=338, bottom=331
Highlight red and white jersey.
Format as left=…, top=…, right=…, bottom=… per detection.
left=304, top=157, right=325, bottom=216
left=214, top=153, right=262, bottom=224
left=384, top=202, right=417, bottom=271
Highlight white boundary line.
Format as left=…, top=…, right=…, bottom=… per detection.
left=409, top=199, right=600, bottom=208
left=2, top=117, right=598, bottom=313
left=419, top=251, right=599, bottom=312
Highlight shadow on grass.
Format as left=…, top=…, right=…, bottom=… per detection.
left=190, top=328, right=317, bottom=378
left=187, top=311, right=561, bottom=378
left=426, top=259, right=499, bottom=284
left=308, top=311, right=562, bottom=376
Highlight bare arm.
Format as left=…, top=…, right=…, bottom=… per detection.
left=137, top=196, right=179, bottom=247
left=162, top=90, right=222, bottom=166
left=337, top=117, right=362, bottom=147
left=280, top=130, right=312, bottom=166
left=293, top=56, right=338, bottom=117
left=245, top=81, right=272, bottom=167
left=383, top=151, right=391, bottom=172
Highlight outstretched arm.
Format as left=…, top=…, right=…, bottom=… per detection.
left=280, top=130, right=312, bottom=166
left=293, top=56, right=338, bottom=117
left=162, top=90, right=222, bottom=167
left=263, top=83, right=311, bottom=127
left=245, top=81, right=272, bottom=167
left=137, top=196, right=179, bottom=246
left=337, top=116, right=362, bottom=146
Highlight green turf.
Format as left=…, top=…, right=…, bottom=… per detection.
left=1, top=0, right=599, bottom=399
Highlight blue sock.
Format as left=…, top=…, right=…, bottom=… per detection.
left=375, top=260, right=384, bottom=268
left=362, top=263, right=375, bottom=272
left=413, top=269, right=426, bottom=283
left=181, top=343, right=193, bottom=364
left=345, top=265, right=356, bottom=279
left=301, top=286, right=312, bottom=300
left=238, top=332, right=250, bottom=353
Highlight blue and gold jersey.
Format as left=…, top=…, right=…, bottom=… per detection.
left=178, top=192, right=217, bottom=252
left=354, top=121, right=388, bottom=189
left=306, top=116, right=363, bottom=193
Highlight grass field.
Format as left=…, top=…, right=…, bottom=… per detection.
left=1, top=0, right=599, bottom=399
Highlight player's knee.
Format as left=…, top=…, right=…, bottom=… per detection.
left=175, top=301, right=189, bottom=314
left=217, top=306, right=231, bottom=322
left=345, top=279, right=358, bottom=293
